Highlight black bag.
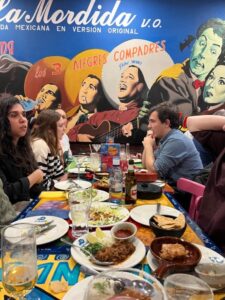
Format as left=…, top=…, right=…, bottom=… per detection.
left=193, top=162, right=213, bottom=186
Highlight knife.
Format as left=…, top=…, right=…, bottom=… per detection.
left=35, top=223, right=56, bottom=234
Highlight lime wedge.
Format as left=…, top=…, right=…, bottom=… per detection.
left=86, top=233, right=98, bottom=244
left=96, top=227, right=105, bottom=239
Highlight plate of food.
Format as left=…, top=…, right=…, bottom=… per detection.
left=69, top=202, right=129, bottom=228
left=93, top=175, right=109, bottom=191
left=70, top=188, right=109, bottom=202
left=62, top=277, right=92, bottom=300
left=147, top=242, right=225, bottom=272
left=70, top=229, right=146, bottom=271
left=130, top=205, right=180, bottom=226
left=12, top=216, right=69, bottom=245
left=63, top=269, right=166, bottom=300
left=67, top=167, right=87, bottom=174
left=54, top=179, right=92, bottom=191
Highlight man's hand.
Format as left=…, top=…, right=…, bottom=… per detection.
left=142, top=132, right=155, bottom=148
left=77, top=134, right=94, bottom=142
left=122, top=122, right=133, bottom=137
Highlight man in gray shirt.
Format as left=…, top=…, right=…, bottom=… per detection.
left=142, top=103, right=203, bottom=186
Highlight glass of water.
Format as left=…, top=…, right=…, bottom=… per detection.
left=1, top=223, right=37, bottom=300
left=68, top=187, right=92, bottom=238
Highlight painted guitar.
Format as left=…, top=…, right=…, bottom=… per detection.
left=78, top=118, right=141, bottom=143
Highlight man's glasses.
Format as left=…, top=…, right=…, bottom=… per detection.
left=8, top=111, right=27, bottom=119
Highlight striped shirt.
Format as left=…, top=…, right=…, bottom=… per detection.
left=31, top=138, right=64, bottom=190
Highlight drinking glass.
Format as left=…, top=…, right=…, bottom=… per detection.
left=164, top=273, right=213, bottom=299
left=91, top=144, right=101, bottom=153
left=90, top=153, right=101, bottom=172
left=73, top=154, right=87, bottom=180
left=68, top=187, right=92, bottom=238
left=1, top=223, right=37, bottom=300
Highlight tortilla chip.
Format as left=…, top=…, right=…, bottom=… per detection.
left=153, top=213, right=185, bottom=229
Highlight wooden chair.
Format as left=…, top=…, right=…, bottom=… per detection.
left=177, top=178, right=205, bottom=221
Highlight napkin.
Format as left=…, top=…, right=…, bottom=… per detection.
left=39, top=191, right=67, bottom=200
left=26, top=209, right=69, bottom=219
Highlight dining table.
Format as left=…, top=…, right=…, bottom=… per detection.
left=0, top=175, right=224, bottom=300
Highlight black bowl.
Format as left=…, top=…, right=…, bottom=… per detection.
left=149, top=214, right=186, bottom=238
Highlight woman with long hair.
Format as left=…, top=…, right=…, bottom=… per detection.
left=0, top=96, right=44, bottom=203
left=31, top=109, right=67, bottom=190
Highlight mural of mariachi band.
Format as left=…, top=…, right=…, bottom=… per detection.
left=1, top=17, right=225, bottom=144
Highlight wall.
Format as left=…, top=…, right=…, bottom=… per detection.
left=0, top=0, right=225, bottom=144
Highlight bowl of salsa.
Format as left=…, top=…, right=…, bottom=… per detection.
left=111, top=222, right=137, bottom=242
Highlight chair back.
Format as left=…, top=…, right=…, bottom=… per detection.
left=177, top=178, right=205, bottom=221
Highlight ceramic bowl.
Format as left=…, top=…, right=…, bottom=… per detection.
left=195, top=263, right=225, bottom=289
left=149, top=214, right=186, bottom=238
left=111, top=222, right=137, bottom=243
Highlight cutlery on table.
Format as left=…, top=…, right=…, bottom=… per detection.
left=67, top=179, right=82, bottom=190
left=156, top=202, right=161, bottom=214
left=60, top=238, right=114, bottom=266
left=35, top=223, right=56, bottom=234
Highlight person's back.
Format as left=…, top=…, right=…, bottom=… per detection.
left=187, top=115, right=225, bottom=252
left=154, top=129, right=203, bottom=185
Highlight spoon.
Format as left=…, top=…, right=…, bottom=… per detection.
left=60, top=238, right=114, bottom=266
left=132, top=280, right=154, bottom=295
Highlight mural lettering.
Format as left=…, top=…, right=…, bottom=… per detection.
left=0, top=0, right=137, bottom=27
left=0, top=40, right=14, bottom=55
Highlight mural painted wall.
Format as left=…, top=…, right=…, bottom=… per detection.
left=0, top=0, right=225, bottom=144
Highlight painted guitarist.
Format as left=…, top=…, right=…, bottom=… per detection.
left=68, top=65, right=149, bottom=144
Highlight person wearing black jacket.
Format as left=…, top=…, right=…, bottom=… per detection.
left=0, top=96, right=44, bottom=204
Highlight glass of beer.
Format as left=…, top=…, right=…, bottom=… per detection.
left=1, top=223, right=37, bottom=300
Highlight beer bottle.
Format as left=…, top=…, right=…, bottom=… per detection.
left=125, top=159, right=137, bottom=205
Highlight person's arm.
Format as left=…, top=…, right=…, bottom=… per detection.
left=142, top=134, right=158, bottom=173
left=32, top=140, right=62, bottom=190
left=27, top=169, right=44, bottom=187
left=187, top=115, right=225, bottom=132
left=0, top=166, right=40, bottom=204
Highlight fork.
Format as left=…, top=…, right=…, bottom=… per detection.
left=67, top=179, right=82, bottom=190
left=60, top=238, right=114, bottom=266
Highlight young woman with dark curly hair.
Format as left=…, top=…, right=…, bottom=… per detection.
left=0, top=96, right=44, bottom=204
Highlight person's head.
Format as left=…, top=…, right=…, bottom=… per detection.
left=32, top=109, right=61, bottom=155
left=190, top=18, right=225, bottom=80
left=203, top=59, right=225, bottom=104
left=148, top=103, right=180, bottom=139
left=118, top=65, right=148, bottom=104
left=0, top=96, right=28, bottom=146
left=56, top=108, right=67, bottom=129
left=0, top=96, right=37, bottom=171
left=78, top=74, right=103, bottom=112
left=36, top=83, right=61, bottom=111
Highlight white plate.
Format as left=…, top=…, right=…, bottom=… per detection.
left=62, top=277, right=92, bottom=300
left=71, top=231, right=146, bottom=271
left=91, top=189, right=109, bottom=202
left=133, top=158, right=142, bottom=163
left=54, top=179, right=92, bottom=191
left=69, top=202, right=129, bottom=228
left=151, top=180, right=166, bottom=188
left=67, top=168, right=87, bottom=174
left=69, top=188, right=109, bottom=203
left=12, top=216, right=69, bottom=245
left=146, top=243, right=225, bottom=271
left=130, top=205, right=180, bottom=226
